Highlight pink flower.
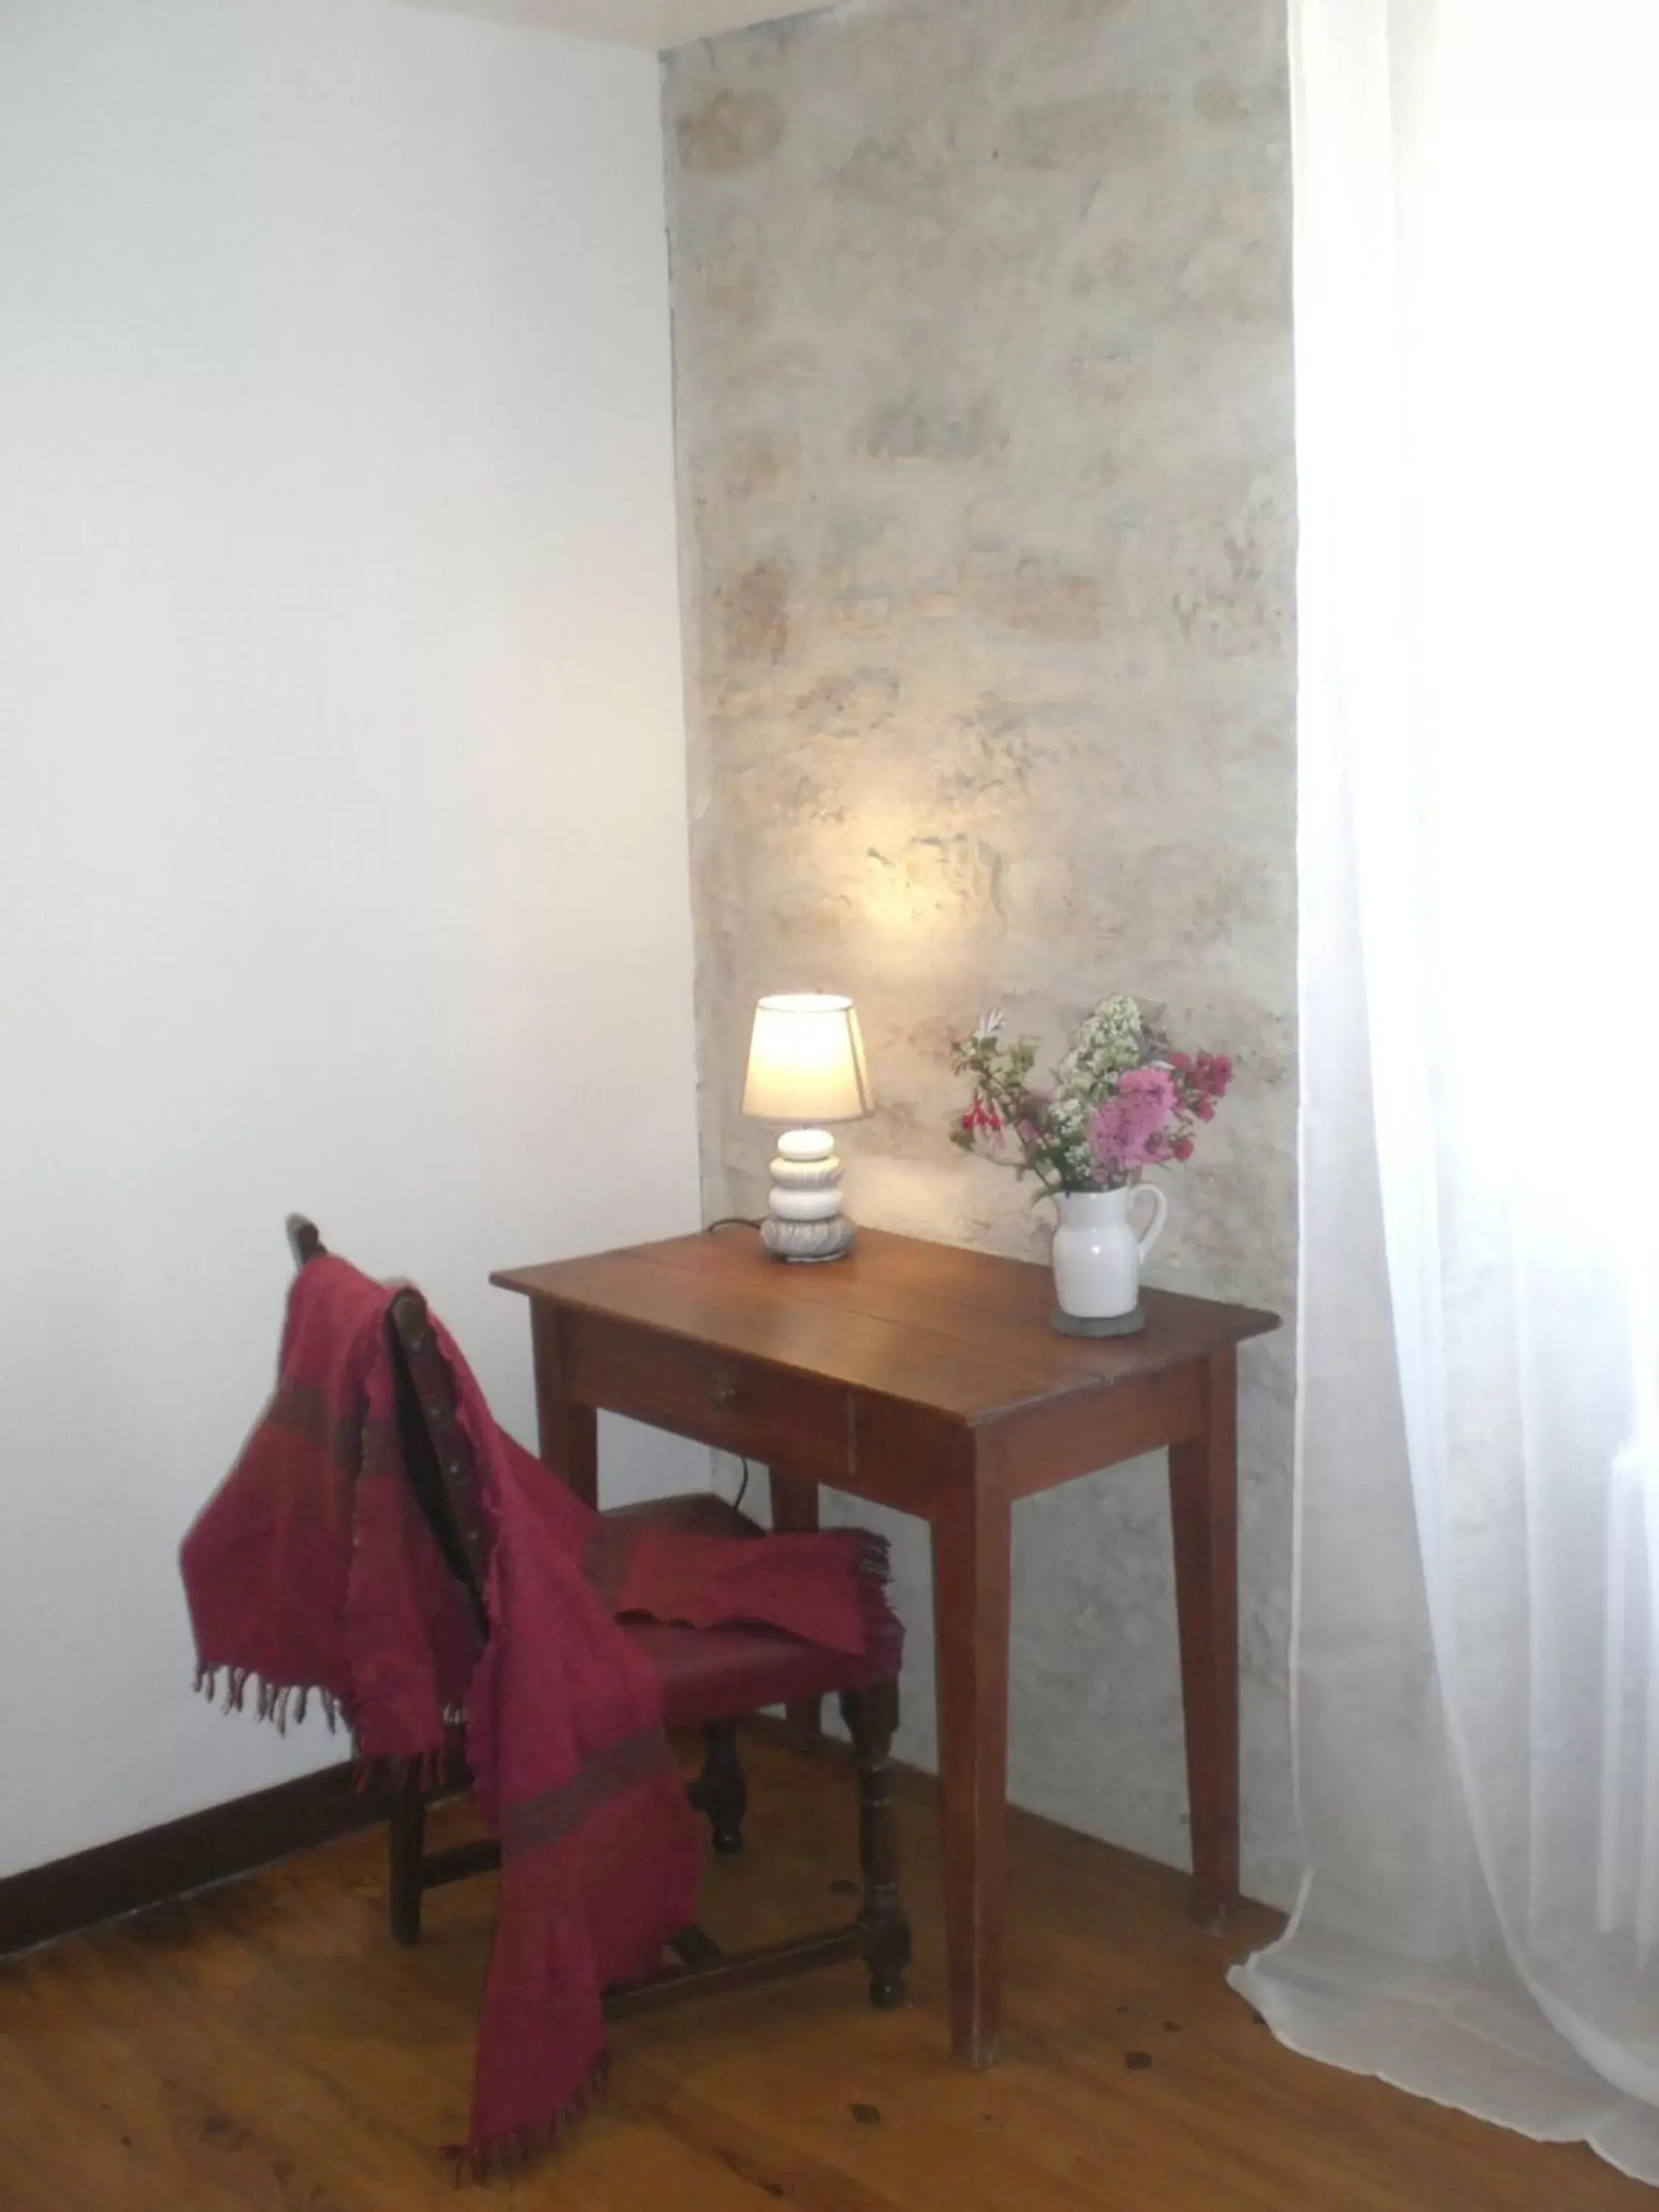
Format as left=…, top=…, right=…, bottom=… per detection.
left=1168, top=1048, right=1232, bottom=1124
left=1194, top=1051, right=1232, bottom=1100
left=1088, top=1065, right=1178, bottom=1177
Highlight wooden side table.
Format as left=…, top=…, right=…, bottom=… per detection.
left=493, top=1227, right=1278, bottom=2069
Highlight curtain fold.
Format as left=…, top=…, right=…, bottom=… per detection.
left=1234, top=0, right=1659, bottom=2184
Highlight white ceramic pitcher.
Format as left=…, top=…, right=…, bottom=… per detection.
left=1050, top=1185, right=1168, bottom=1321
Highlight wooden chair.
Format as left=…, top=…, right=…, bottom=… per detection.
left=285, top=1216, right=910, bottom=2016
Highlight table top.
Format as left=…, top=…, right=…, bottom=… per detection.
left=492, top=1228, right=1277, bottom=1430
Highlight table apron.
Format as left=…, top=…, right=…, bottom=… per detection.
left=552, top=1311, right=1210, bottom=1517
left=975, top=1364, right=1208, bottom=1499
left=557, top=1310, right=852, bottom=1487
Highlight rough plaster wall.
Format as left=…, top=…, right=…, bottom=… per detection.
left=666, top=0, right=1298, bottom=1905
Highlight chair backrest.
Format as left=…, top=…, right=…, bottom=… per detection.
left=285, top=1214, right=493, bottom=1642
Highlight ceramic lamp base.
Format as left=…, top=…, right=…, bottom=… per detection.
left=761, top=1214, right=858, bottom=1262
left=762, top=1127, right=856, bottom=1264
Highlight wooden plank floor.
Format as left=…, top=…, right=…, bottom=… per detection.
left=0, top=1732, right=1646, bottom=2210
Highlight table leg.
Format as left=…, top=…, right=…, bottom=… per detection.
left=768, top=1467, right=823, bottom=1747
left=1168, top=1344, right=1240, bottom=1928
left=530, top=1304, right=597, bottom=1509
left=931, top=1479, right=1012, bottom=2069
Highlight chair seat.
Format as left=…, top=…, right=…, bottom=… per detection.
left=602, top=1491, right=763, bottom=1542
left=607, top=1488, right=885, bottom=1726
left=625, top=1617, right=875, bottom=1731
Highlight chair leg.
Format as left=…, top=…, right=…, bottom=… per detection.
left=388, top=1767, right=426, bottom=1947
left=840, top=1680, right=911, bottom=2010
left=698, top=1721, right=748, bottom=1856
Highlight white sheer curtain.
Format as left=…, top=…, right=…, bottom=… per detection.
left=1233, top=0, right=1659, bottom=2184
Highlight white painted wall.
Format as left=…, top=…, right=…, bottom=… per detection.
left=398, top=1, right=837, bottom=50
left=0, top=0, right=704, bottom=1879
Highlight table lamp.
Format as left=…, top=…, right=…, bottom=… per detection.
left=742, top=992, right=873, bottom=1261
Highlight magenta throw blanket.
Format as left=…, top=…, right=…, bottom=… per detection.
left=180, top=1255, right=899, bottom=2168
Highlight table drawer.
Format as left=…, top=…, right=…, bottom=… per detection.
left=562, top=1312, right=851, bottom=1485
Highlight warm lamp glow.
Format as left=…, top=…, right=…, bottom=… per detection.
left=742, top=994, right=873, bottom=1127
left=740, top=993, right=872, bottom=1262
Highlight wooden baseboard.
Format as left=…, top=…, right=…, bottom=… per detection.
left=0, top=1761, right=383, bottom=1960
left=0, top=1726, right=755, bottom=1964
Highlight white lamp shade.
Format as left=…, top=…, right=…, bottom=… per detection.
left=742, top=993, right=874, bottom=1125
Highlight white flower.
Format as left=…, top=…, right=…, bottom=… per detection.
left=972, top=1008, right=1005, bottom=1042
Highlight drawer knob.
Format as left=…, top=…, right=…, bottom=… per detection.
left=711, top=1378, right=738, bottom=1409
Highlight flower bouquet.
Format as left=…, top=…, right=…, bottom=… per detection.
left=950, top=996, right=1231, bottom=1332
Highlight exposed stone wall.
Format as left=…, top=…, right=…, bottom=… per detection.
left=666, top=0, right=1298, bottom=1902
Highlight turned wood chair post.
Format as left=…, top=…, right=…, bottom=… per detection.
left=288, top=1217, right=492, bottom=1944
left=285, top=1213, right=324, bottom=1269
left=698, top=1722, right=748, bottom=1857
left=388, top=1770, right=427, bottom=1947
left=841, top=1680, right=910, bottom=2009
